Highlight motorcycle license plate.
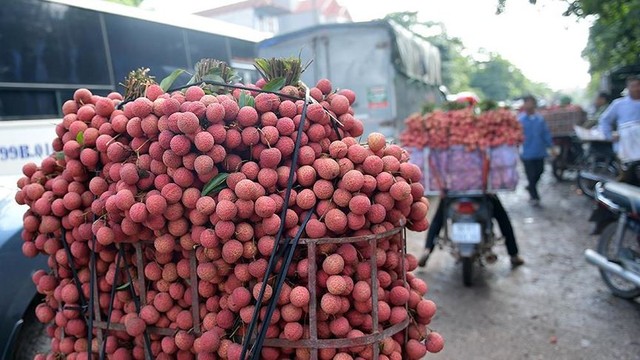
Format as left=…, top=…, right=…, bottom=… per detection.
left=451, top=222, right=482, bottom=244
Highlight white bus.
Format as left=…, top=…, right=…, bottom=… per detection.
left=0, top=0, right=270, bottom=177
left=0, top=1, right=272, bottom=357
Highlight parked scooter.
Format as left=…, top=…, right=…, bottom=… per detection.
left=576, top=140, right=619, bottom=198
left=585, top=181, right=640, bottom=299
left=551, top=135, right=584, bottom=181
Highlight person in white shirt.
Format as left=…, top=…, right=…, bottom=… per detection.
left=598, top=75, right=640, bottom=184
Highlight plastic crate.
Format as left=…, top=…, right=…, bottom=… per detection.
left=540, top=109, right=587, bottom=137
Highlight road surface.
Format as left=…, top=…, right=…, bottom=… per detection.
left=407, top=167, right=640, bottom=360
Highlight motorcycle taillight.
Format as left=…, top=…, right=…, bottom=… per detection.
left=455, top=201, right=477, bottom=215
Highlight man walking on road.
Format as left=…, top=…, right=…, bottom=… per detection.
left=518, top=95, right=552, bottom=206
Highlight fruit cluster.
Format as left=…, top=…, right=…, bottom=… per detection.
left=16, top=68, right=442, bottom=359
left=400, top=108, right=524, bottom=151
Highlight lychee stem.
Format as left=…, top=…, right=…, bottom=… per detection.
left=256, top=127, right=272, bottom=148
left=254, top=57, right=309, bottom=86
left=121, top=68, right=156, bottom=102
left=134, top=137, right=155, bottom=153
left=300, top=81, right=344, bottom=127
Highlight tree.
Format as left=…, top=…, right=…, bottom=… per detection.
left=469, top=53, right=551, bottom=100
left=498, top=0, right=640, bottom=74
left=496, top=0, right=537, bottom=14
left=470, top=55, right=515, bottom=100
left=576, top=1, right=640, bottom=73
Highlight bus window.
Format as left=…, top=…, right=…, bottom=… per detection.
left=104, top=14, right=189, bottom=83
left=0, top=0, right=110, bottom=85
left=186, top=31, right=230, bottom=65
left=230, top=40, right=256, bottom=61
left=0, top=90, right=57, bottom=120
left=231, top=60, right=259, bottom=84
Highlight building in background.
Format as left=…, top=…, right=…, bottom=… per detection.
left=141, top=0, right=352, bottom=34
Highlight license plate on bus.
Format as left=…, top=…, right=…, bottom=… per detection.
left=451, top=223, right=482, bottom=244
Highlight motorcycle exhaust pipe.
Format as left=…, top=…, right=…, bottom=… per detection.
left=584, top=249, right=640, bottom=286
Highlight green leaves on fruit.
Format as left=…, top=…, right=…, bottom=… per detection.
left=261, top=77, right=286, bottom=92
left=76, top=131, right=84, bottom=146
left=160, top=69, right=186, bottom=92
left=202, top=173, right=229, bottom=196
left=238, top=91, right=255, bottom=108
left=254, top=57, right=310, bottom=87
left=189, top=59, right=240, bottom=94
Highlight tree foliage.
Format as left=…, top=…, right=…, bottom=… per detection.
left=577, top=0, right=640, bottom=73
left=470, top=53, right=550, bottom=100
left=496, top=0, right=537, bottom=14
left=499, top=0, right=640, bottom=73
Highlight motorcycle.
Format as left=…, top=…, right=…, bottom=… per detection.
left=585, top=181, right=640, bottom=299
left=437, top=193, right=498, bottom=286
left=551, top=135, right=584, bottom=181
left=551, top=136, right=619, bottom=197
left=576, top=140, right=619, bottom=199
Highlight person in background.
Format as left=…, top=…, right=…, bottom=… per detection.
left=519, top=95, right=553, bottom=206
left=589, top=77, right=640, bottom=235
left=598, top=75, right=640, bottom=185
left=582, top=92, right=610, bottom=129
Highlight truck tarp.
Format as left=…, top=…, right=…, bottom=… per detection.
left=387, top=21, right=442, bottom=86
left=259, top=20, right=442, bottom=87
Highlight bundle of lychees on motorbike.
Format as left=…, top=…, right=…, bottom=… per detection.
left=399, top=101, right=524, bottom=193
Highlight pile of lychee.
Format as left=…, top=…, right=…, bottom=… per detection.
left=16, top=76, right=443, bottom=359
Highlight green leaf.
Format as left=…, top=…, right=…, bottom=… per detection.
left=202, top=173, right=229, bottom=196
left=201, top=74, right=225, bottom=84
left=239, top=91, right=254, bottom=108
left=246, top=95, right=255, bottom=108
left=208, top=183, right=227, bottom=196
left=76, top=131, right=84, bottom=146
left=254, top=58, right=269, bottom=79
left=55, top=151, right=65, bottom=160
left=262, top=77, right=286, bottom=92
left=116, top=282, right=131, bottom=291
left=160, top=69, right=186, bottom=92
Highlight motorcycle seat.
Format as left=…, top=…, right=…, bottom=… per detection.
left=602, top=181, right=640, bottom=214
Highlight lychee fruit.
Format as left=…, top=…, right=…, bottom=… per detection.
left=324, top=209, right=347, bottom=234
left=289, top=286, right=310, bottom=308
left=322, top=254, right=345, bottom=275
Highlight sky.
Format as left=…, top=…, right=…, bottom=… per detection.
left=140, top=0, right=593, bottom=91
left=339, top=0, right=593, bottom=91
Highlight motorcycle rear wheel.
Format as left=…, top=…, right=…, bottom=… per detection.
left=462, top=257, right=473, bottom=287
left=597, top=223, right=640, bottom=299
left=552, top=157, right=567, bottom=181
left=578, top=162, right=618, bottom=199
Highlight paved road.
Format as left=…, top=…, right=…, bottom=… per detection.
left=407, top=167, right=640, bottom=360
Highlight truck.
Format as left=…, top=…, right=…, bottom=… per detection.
left=257, top=20, right=445, bottom=140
